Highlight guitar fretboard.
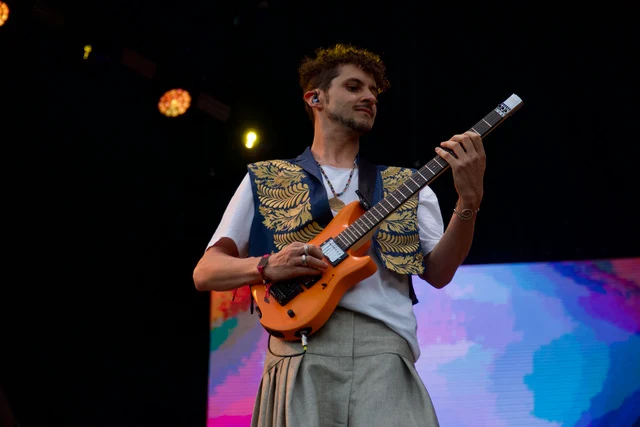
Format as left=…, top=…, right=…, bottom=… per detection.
left=333, top=94, right=523, bottom=251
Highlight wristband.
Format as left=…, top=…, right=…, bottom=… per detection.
left=256, top=254, right=270, bottom=284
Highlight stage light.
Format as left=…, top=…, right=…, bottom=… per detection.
left=245, top=130, right=258, bottom=149
left=158, top=89, right=191, bottom=117
left=83, top=45, right=92, bottom=60
left=0, top=2, right=9, bottom=26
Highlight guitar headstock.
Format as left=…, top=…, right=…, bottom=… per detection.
left=499, top=94, right=524, bottom=117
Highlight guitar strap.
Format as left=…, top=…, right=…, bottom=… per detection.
left=357, top=156, right=419, bottom=305
left=356, top=156, right=376, bottom=211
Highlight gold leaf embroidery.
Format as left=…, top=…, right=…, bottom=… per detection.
left=376, top=166, right=424, bottom=275
left=380, top=167, right=419, bottom=232
left=249, top=160, right=312, bottom=233
left=251, top=160, right=304, bottom=187
left=376, top=232, right=420, bottom=254
left=378, top=253, right=423, bottom=275
left=273, top=222, right=324, bottom=250
left=379, top=199, right=418, bottom=233
left=259, top=203, right=312, bottom=232
left=381, top=167, right=414, bottom=192
left=257, top=183, right=309, bottom=209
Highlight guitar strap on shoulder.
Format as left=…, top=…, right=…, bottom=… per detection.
left=356, top=156, right=376, bottom=210
left=357, top=156, right=420, bottom=305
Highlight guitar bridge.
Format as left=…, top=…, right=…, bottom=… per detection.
left=269, top=275, right=322, bottom=306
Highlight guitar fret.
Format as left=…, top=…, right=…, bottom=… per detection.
left=345, top=227, right=358, bottom=241
left=362, top=214, right=375, bottom=227
left=405, top=181, right=418, bottom=193
left=416, top=170, right=429, bottom=182
left=487, top=112, right=502, bottom=125
left=354, top=219, right=367, bottom=233
left=338, top=231, right=351, bottom=245
left=357, top=220, right=368, bottom=235
left=477, top=120, right=490, bottom=131
left=434, top=157, right=446, bottom=168
left=368, top=207, right=381, bottom=221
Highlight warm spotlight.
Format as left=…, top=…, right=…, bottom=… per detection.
left=244, top=130, right=258, bottom=149
left=158, top=89, right=191, bottom=117
left=0, top=2, right=9, bottom=26
left=83, top=45, right=92, bottom=60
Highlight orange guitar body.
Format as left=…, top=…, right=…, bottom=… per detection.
left=250, top=200, right=378, bottom=341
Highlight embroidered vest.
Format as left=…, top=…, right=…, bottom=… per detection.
left=247, top=147, right=424, bottom=303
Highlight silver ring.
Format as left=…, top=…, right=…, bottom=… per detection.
left=301, top=254, right=308, bottom=266
left=303, top=243, right=309, bottom=256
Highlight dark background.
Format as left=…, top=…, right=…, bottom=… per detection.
left=1, top=1, right=638, bottom=426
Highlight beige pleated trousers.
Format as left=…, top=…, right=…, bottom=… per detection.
left=251, top=308, right=440, bottom=427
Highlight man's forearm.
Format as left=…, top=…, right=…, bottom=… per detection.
left=193, top=239, right=263, bottom=292
left=420, top=211, right=477, bottom=289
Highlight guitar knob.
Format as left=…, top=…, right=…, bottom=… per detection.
left=287, top=309, right=295, bottom=318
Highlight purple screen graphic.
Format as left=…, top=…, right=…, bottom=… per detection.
left=207, top=257, right=640, bottom=426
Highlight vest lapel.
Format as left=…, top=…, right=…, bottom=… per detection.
left=291, top=147, right=333, bottom=227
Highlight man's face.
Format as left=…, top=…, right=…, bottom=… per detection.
left=325, top=64, right=378, bottom=134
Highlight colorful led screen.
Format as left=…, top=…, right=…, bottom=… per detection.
left=207, top=257, right=640, bottom=426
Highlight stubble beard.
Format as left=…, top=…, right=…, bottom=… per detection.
left=327, top=108, right=372, bottom=135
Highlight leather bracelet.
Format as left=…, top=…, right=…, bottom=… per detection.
left=453, top=207, right=479, bottom=220
left=256, top=254, right=270, bottom=284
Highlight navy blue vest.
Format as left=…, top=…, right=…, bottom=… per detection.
left=247, top=147, right=424, bottom=304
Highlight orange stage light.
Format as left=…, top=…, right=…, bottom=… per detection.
left=0, top=2, right=9, bottom=26
left=158, top=89, right=191, bottom=117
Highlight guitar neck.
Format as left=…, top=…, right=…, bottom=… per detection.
left=333, top=94, right=524, bottom=251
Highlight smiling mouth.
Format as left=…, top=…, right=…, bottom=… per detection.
left=355, top=108, right=373, bottom=117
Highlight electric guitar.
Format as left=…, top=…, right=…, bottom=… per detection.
left=251, top=94, right=524, bottom=341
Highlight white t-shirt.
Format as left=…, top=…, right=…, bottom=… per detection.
left=207, top=165, right=444, bottom=360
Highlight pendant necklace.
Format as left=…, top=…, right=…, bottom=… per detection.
left=317, top=159, right=357, bottom=212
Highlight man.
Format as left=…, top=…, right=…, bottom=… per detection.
left=193, top=43, right=485, bottom=427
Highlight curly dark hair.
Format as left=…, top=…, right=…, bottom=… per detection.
left=298, top=43, right=390, bottom=121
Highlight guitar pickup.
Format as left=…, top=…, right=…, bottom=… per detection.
left=269, top=281, right=303, bottom=306
left=320, top=238, right=347, bottom=267
left=268, top=275, right=323, bottom=306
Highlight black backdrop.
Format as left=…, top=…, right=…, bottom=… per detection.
left=1, top=1, right=638, bottom=426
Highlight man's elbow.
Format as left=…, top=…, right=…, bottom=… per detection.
left=430, top=278, right=452, bottom=289
left=420, top=272, right=453, bottom=289
left=192, top=268, right=210, bottom=292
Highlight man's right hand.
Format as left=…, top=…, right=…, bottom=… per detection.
left=263, top=242, right=329, bottom=283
